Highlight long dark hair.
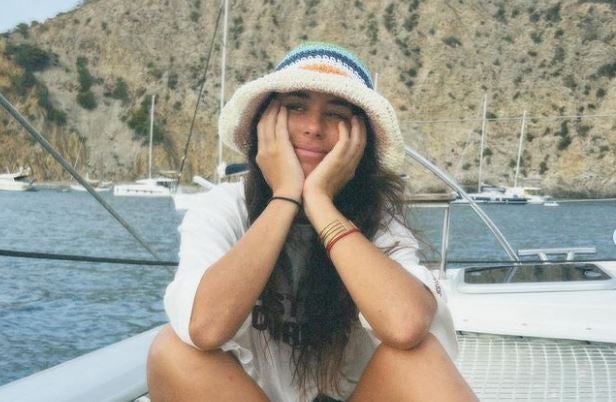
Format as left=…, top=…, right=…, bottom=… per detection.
left=243, top=95, right=407, bottom=396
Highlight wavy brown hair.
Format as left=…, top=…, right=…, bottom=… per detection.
left=243, top=95, right=407, bottom=397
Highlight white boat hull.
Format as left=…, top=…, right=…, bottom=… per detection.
left=70, top=184, right=112, bottom=192
left=0, top=180, right=35, bottom=191
left=113, top=184, right=171, bottom=197
left=113, top=178, right=175, bottom=198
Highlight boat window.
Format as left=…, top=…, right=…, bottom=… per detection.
left=464, top=262, right=611, bottom=284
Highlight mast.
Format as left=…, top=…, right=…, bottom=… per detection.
left=149, top=95, right=155, bottom=180
left=217, top=0, right=228, bottom=183
left=514, top=111, right=527, bottom=188
left=477, top=94, right=488, bottom=192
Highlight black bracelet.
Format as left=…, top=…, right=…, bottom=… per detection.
left=270, top=196, right=302, bottom=209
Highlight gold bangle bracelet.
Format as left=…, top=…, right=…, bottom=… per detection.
left=319, top=219, right=358, bottom=247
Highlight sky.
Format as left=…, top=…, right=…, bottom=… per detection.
left=0, top=0, right=81, bottom=33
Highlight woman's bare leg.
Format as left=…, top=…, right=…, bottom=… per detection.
left=349, top=334, right=477, bottom=402
left=147, top=325, right=269, bottom=402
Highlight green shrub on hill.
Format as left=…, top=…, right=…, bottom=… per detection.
left=443, top=36, right=462, bottom=47
left=127, top=98, right=164, bottom=144
left=16, top=23, right=29, bottom=38
left=77, top=90, right=97, bottom=110
left=6, top=43, right=51, bottom=72
left=75, top=57, right=98, bottom=109
left=10, top=70, right=37, bottom=98
left=104, top=78, right=130, bottom=104
left=596, top=62, right=616, bottom=79
left=35, top=85, right=67, bottom=125
left=76, top=56, right=95, bottom=91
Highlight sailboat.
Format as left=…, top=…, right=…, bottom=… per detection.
left=171, top=2, right=247, bottom=211
left=0, top=166, right=36, bottom=191
left=458, top=101, right=557, bottom=205
left=69, top=174, right=112, bottom=192
left=68, top=140, right=112, bottom=192
left=501, top=111, right=557, bottom=206
left=113, top=95, right=177, bottom=197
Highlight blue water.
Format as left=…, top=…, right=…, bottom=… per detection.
left=0, top=189, right=615, bottom=386
left=410, top=201, right=616, bottom=263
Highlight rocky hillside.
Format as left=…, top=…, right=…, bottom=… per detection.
left=0, top=0, right=614, bottom=196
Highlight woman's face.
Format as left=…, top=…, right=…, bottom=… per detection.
left=276, top=90, right=356, bottom=177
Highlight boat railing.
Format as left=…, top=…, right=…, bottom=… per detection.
left=404, top=146, right=519, bottom=276
left=0, top=326, right=161, bottom=402
left=518, top=246, right=597, bottom=262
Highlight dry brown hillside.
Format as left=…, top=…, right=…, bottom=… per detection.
left=0, top=0, right=615, bottom=196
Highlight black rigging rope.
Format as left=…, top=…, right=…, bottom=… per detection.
left=177, top=0, right=225, bottom=181
left=1, top=248, right=613, bottom=268
left=0, top=249, right=177, bottom=267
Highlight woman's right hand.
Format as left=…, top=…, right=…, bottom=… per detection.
left=255, top=100, right=304, bottom=200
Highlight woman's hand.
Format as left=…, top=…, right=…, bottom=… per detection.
left=303, top=115, right=367, bottom=206
left=255, top=100, right=305, bottom=200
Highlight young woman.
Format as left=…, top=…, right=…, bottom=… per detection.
left=148, top=43, right=476, bottom=402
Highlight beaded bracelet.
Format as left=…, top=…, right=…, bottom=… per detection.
left=270, top=196, right=302, bottom=209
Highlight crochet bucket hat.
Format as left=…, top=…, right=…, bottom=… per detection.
left=219, top=42, right=404, bottom=171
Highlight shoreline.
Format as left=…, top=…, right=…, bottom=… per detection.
left=12, top=182, right=616, bottom=201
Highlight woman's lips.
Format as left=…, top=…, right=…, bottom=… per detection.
left=294, top=147, right=326, bottom=159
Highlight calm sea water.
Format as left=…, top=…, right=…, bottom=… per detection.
left=0, top=189, right=615, bottom=385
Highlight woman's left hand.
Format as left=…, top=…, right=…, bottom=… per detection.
left=303, top=115, right=367, bottom=203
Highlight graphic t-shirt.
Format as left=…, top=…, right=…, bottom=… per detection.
left=164, top=182, right=457, bottom=401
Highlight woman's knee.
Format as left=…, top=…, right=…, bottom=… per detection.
left=147, top=325, right=270, bottom=402
left=148, top=325, right=184, bottom=370
left=373, top=333, right=450, bottom=368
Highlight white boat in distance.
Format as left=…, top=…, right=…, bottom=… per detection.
left=69, top=175, right=112, bottom=192
left=456, top=185, right=559, bottom=206
left=114, top=95, right=177, bottom=198
left=0, top=167, right=36, bottom=191
left=113, top=176, right=176, bottom=197
left=458, top=183, right=528, bottom=204
left=503, top=185, right=557, bottom=205
left=173, top=163, right=248, bottom=211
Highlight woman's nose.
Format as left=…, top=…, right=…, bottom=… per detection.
left=301, top=111, right=323, bottom=138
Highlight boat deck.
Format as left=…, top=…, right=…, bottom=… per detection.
left=457, top=332, right=616, bottom=401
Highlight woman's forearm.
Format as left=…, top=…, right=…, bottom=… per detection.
left=305, top=194, right=437, bottom=349
left=189, top=199, right=298, bottom=350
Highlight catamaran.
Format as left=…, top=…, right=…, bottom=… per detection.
left=0, top=120, right=614, bottom=400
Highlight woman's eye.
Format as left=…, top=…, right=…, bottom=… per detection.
left=326, top=111, right=350, bottom=120
left=285, top=103, right=304, bottom=111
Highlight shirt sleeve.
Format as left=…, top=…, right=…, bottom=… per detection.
left=372, top=215, right=445, bottom=300
left=360, top=214, right=458, bottom=359
left=164, top=183, right=248, bottom=348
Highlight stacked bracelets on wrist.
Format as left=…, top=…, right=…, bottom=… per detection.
left=319, top=219, right=360, bottom=256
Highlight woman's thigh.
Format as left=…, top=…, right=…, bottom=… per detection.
left=147, top=325, right=269, bottom=402
left=348, top=334, right=477, bottom=402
